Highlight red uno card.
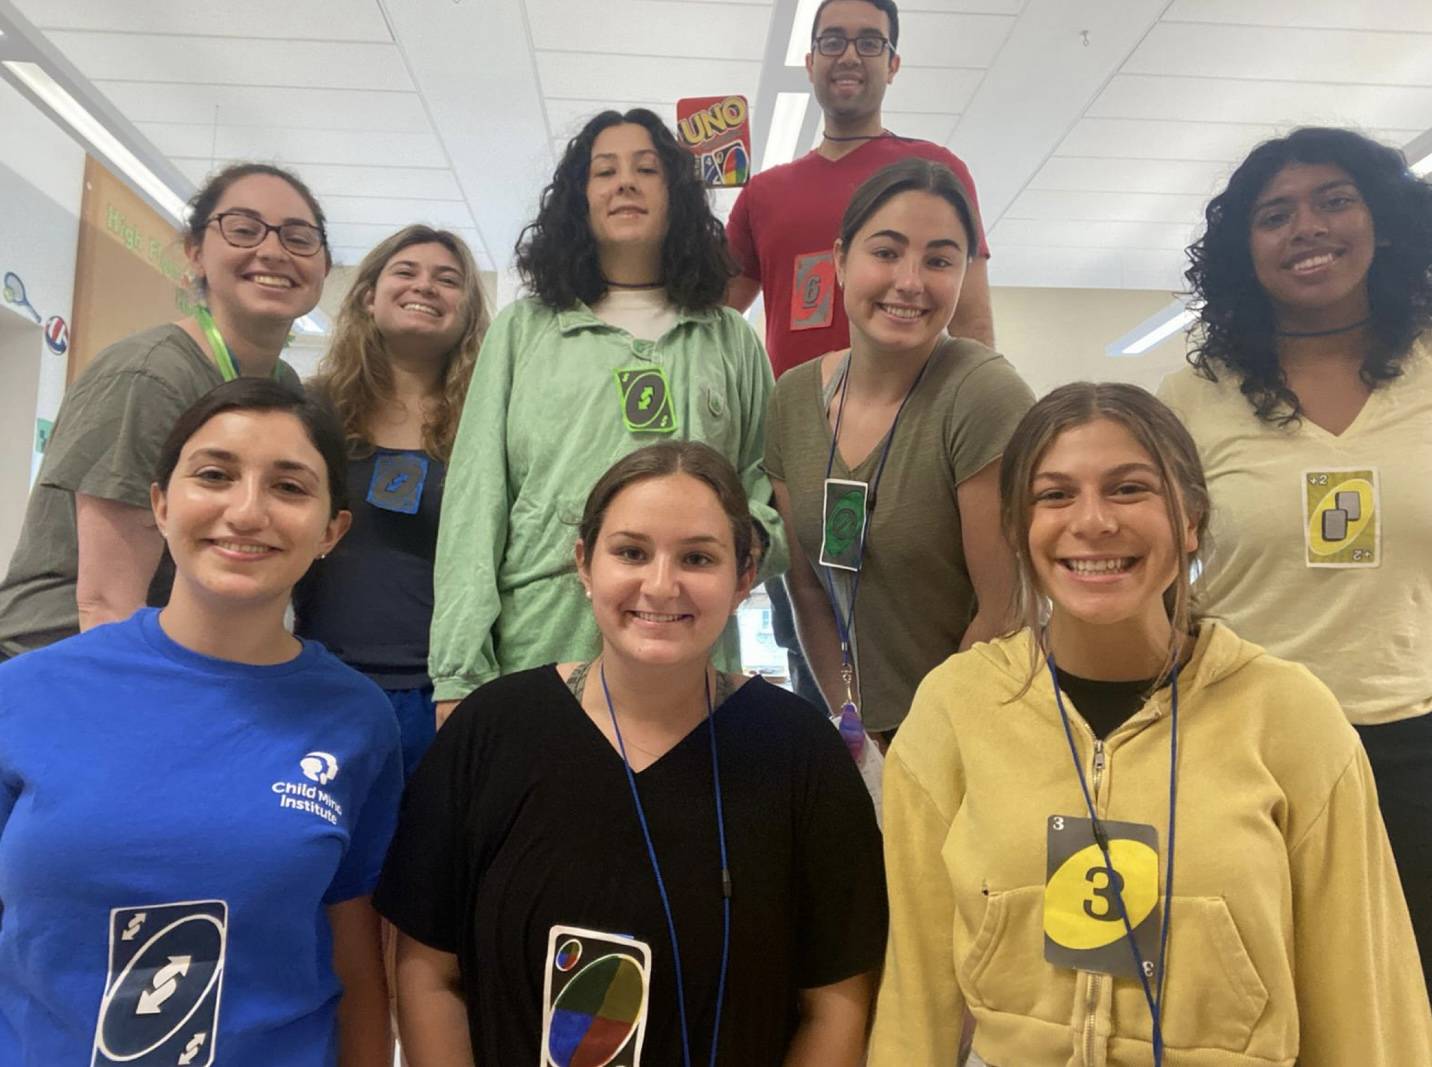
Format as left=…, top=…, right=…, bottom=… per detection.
left=676, top=95, right=751, bottom=188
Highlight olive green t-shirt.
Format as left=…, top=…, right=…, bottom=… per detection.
left=764, top=337, right=1033, bottom=730
left=0, top=324, right=301, bottom=655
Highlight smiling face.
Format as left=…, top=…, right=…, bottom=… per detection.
left=187, top=173, right=328, bottom=326
left=152, top=410, right=350, bottom=610
left=586, top=123, right=670, bottom=257
left=1248, top=161, right=1376, bottom=330
left=1027, top=418, right=1198, bottom=635
left=364, top=240, right=468, bottom=356
left=806, top=0, right=899, bottom=124
left=576, top=472, right=753, bottom=671
left=836, top=189, right=969, bottom=355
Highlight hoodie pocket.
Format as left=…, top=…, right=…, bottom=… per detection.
left=1113, top=895, right=1273, bottom=1053
left=957, top=885, right=1078, bottom=1025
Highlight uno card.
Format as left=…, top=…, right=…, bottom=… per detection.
left=675, top=95, right=751, bottom=188
left=790, top=251, right=836, bottom=331
left=367, top=451, right=429, bottom=514
left=1303, top=468, right=1380, bottom=567
left=540, top=925, right=653, bottom=1067
left=820, top=478, right=869, bottom=572
left=1044, top=816, right=1160, bottom=980
left=614, top=366, right=678, bottom=434
left=92, top=900, right=227, bottom=1067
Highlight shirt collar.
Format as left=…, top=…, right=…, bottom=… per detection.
left=554, top=299, right=722, bottom=335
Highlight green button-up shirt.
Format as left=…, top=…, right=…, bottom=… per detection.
left=429, top=297, right=787, bottom=701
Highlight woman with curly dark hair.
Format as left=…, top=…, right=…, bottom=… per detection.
left=429, top=109, right=787, bottom=722
left=1160, top=126, right=1432, bottom=986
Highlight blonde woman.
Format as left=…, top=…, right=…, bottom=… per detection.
left=296, top=225, right=488, bottom=775
left=871, top=383, right=1429, bottom=1066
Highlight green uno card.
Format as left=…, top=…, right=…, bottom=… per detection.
left=820, top=478, right=868, bottom=572
left=613, top=366, right=677, bottom=434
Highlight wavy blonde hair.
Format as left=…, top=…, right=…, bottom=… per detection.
left=312, top=225, right=489, bottom=461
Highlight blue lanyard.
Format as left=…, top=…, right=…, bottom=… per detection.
left=819, top=351, right=931, bottom=706
left=600, top=661, right=731, bottom=1067
left=1047, top=654, right=1179, bottom=1066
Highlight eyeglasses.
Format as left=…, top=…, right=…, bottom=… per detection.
left=206, top=211, right=326, bottom=257
left=813, top=32, right=892, bottom=58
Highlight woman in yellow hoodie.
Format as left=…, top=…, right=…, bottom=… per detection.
left=870, top=382, right=1430, bottom=1066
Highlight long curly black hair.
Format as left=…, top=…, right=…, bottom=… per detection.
left=1184, top=127, right=1432, bottom=424
left=514, top=108, right=734, bottom=312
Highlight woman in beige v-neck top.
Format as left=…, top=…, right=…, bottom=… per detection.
left=1159, top=127, right=1432, bottom=989
left=765, top=159, right=1032, bottom=736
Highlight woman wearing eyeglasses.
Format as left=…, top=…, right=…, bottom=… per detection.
left=0, top=163, right=330, bottom=658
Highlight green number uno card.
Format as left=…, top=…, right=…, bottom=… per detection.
left=1302, top=468, right=1379, bottom=567
left=613, top=366, right=677, bottom=434
left=819, top=478, right=868, bottom=572
left=1044, top=815, right=1161, bottom=980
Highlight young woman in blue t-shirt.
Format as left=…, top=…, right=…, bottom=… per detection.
left=0, top=379, right=402, bottom=1067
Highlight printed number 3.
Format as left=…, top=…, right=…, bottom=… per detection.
left=1083, top=865, right=1126, bottom=922
left=1052, top=816, right=1065, bottom=831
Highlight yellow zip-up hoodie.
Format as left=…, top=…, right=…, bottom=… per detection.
left=870, top=622, right=1431, bottom=1066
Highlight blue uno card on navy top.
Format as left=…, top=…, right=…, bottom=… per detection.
left=367, top=451, right=429, bottom=515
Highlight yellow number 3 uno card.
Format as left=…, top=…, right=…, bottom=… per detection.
left=1044, top=816, right=1161, bottom=979
left=1303, top=468, right=1379, bottom=567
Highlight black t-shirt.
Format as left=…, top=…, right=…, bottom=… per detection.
left=375, top=667, right=887, bottom=1065
left=1055, top=668, right=1157, bottom=740
left=293, top=449, right=443, bottom=688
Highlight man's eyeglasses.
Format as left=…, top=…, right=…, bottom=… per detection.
left=206, top=212, right=326, bottom=257
left=813, top=32, right=892, bottom=58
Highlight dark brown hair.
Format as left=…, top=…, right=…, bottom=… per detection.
left=154, top=378, right=349, bottom=517
left=998, top=382, right=1210, bottom=688
left=578, top=442, right=754, bottom=572
left=812, top=0, right=900, bottom=50
left=185, top=162, right=331, bottom=271
left=838, top=157, right=979, bottom=261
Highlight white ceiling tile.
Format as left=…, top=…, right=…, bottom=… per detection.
left=894, top=13, right=1014, bottom=68
left=274, top=163, right=462, bottom=201
left=46, top=31, right=413, bottom=91
left=1163, top=0, right=1432, bottom=34
left=1090, top=75, right=1432, bottom=131
left=1005, top=189, right=1207, bottom=225
left=990, top=217, right=1199, bottom=251
left=545, top=99, right=681, bottom=141
left=322, top=195, right=474, bottom=229
left=138, top=123, right=449, bottom=169
left=987, top=246, right=1185, bottom=291
left=882, top=111, right=960, bottom=144
left=536, top=53, right=761, bottom=102
left=19, top=0, right=393, bottom=39
left=1124, top=23, right=1432, bottom=87
left=528, top=0, right=771, bottom=59
left=1058, top=117, right=1285, bottom=162
left=1031, top=156, right=1234, bottom=196
left=96, top=81, right=430, bottom=132
left=327, top=221, right=436, bottom=249
left=889, top=0, right=1026, bottom=12
left=881, top=66, right=985, bottom=114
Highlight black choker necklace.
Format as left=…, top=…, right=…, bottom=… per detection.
left=1275, top=316, right=1371, bottom=338
left=821, top=129, right=899, bottom=144
left=603, top=277, right=664, bottom=290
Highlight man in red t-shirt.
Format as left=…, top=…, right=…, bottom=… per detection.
left=726, top=0, right=994, bottom=379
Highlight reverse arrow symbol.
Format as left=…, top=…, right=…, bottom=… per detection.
left=177, top=1031, right=207, bottom=1065
left=122, top=913, right=147, bottom=941
left=135, top=955, right=192, bottom=1015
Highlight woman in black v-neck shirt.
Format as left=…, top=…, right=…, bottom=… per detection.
left=376, top=442, right=886, bottom=1066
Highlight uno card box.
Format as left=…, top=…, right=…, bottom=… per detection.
left=676, top=95, right=751, bottom=188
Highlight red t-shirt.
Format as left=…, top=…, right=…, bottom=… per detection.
left=725, top=137, right=989, bottom=379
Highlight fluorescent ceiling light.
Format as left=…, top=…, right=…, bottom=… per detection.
left=785, top=0, right=823, bottom=66
left=762, top=92, right=810, bottom=172
left=1412, top=153, right=1432, bottom=178
left=1106, top=300, right=1196, bottom=357
left=3, top=61, right=187, bottom=222
left=293, top=311, right=330, bottom=336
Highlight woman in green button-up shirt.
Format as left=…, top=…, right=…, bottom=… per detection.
left=430, top=108, right=786, bottom=717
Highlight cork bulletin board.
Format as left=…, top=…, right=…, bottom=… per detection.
left=68, top=155, right=195, bottom=382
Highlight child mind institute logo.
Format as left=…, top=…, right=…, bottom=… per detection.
left=271, top=752, right=343, bottom=825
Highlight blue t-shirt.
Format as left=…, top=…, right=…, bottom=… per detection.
left=0, top=609, right=402, bottom=1067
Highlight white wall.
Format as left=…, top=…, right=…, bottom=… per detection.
left=990, top=285, right=1191, bottom=399
left=0, top=76, right=86, bottom=478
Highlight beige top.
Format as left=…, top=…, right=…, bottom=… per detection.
left=588, top=286, right=678, bottom=342
left=1159, top=338, right=1432, bottom=725
left=764, top=337, right=1033, bottom=730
